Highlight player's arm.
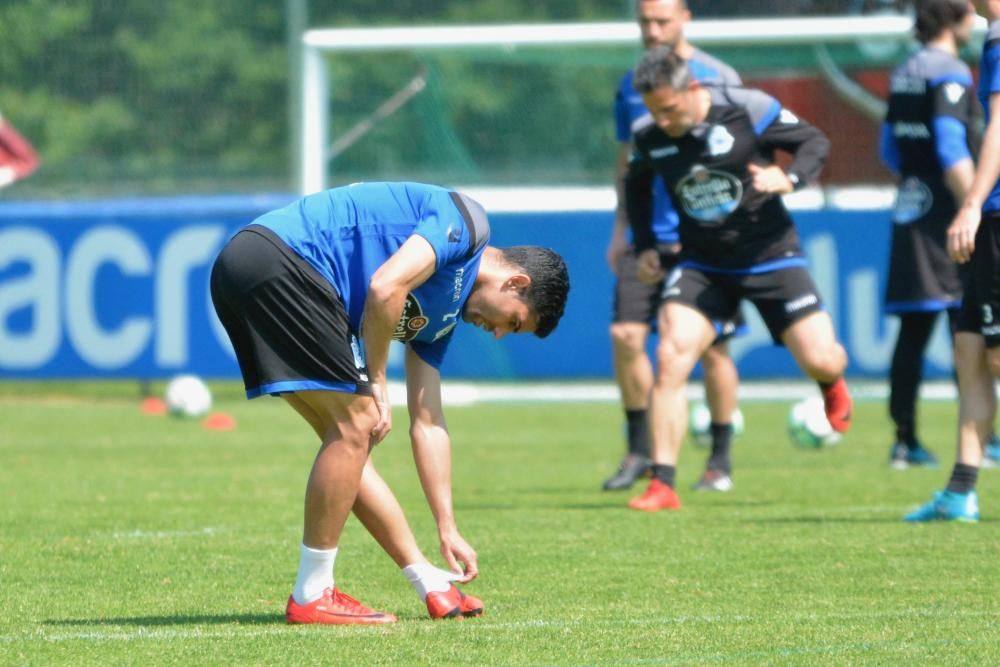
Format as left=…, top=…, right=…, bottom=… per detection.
left=608, top=143, right=632, bottom=274
left=0, top=114, right=40, bottom=188
left=751, top=98, right=830, bottom=194
left=623, top=139, right=663, bottom=283
left=949, top=91, right=1000, bottom=263
left=362, top=235, right=437, bottom=444
left=404, top=345, right=478, bottom=581
left=930, top=77, right=976, bottom=210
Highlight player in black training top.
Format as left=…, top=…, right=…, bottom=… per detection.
left=622, top=47, right=853, bottom=512
left=880, top=0, right=984, bottom=469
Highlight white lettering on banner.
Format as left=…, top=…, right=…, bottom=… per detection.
left=65, top=227, right=153, bottom=369
left=848, top=269, right=898, bottom=369
left=0, top=228, right=60, bottom=368
left=156, top=227, right=226, bottom=365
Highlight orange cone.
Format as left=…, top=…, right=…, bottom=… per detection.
left=202, top=412, right=237, bottom=431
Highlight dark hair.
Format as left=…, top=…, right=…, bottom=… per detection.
left=632, top=45, right=692, bottom=94
left=498, top=246, right=570, bottom=338
left=915, top=0, right=971, bottom=44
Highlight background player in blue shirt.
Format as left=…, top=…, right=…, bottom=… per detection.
left=603, top=0, right=745, bottom=494
left=906, top=0, right=1000, bottom=522
left=211, top=182, right=570, bottom=621
left=879, top=0, right=978, bottom=468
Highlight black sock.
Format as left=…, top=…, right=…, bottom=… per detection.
left=650, top=464, right=675, bottom=488
left=707, top=422, right=733, bottom=474
left=945, top=463, right=979, bottom=494
left=625, top=409, right=650, bottom=458
left=894, top=423, right=918, bottom=449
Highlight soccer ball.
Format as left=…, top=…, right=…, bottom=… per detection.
left=787, top=396, right=840, bottom=448
left=164, top=375, right=212, bottom=418
left=688, top=401, right=744, bottom=448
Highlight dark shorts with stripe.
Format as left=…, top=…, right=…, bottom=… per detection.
left=957, top=214, right=1000, bottom=347
left=614, top=245, right=744, bottom=342
left=210, top=225, right=373, bottom=398
left=664, top=263, right=824, bottom=344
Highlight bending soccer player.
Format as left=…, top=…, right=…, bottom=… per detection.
left=905, top=0, right=1000, bottom=523
left=622, top=48, right=852, bottom=512
left=879, top=0, right=979, bottom=469
left=210, top=182, right=570, bottom=621
left=604, top=0, right=745, bottom=494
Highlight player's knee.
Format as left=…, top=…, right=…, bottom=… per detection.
left=987, top=348, right=1000, bottom=379
left=797, top=342, right=845, bottom=380
left=610, top=322, right=646, bottom=354
left=654, top=338, right=693, bottom=381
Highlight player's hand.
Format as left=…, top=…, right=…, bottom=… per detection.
left=369, top=382, right=392, bottom=446
left=606, top=232, right=628, bottom=275
left=439, top=530, right=478, bottom=583
left=748, top=163, right=793, bottom=195
left=947, top=204, right=980, bottom=264
left=636, top=248, right=664, bottom=285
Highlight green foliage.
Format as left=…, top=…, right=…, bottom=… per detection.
left=1, top=391, right=999, bottom=664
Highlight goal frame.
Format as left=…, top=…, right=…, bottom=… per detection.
left=297, top=14, right=976, bottom=195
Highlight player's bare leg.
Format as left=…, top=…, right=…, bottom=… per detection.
left=282, top=390, right=397, bottom=624
left=694, top=342, right=739, bottom=491
left=629, top=302, right=716, bottom=511
left=781, top=311, right=852, bottom=433
left=604, top=321, right=654, bottom=489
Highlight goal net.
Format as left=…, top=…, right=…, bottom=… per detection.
left=297, top=14, right=986, bottom=196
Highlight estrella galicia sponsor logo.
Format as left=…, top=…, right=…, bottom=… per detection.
left=706, top=125, right=735, bottom=156
left=393, top=294, right=429, bottom=341
left=890, top=75, right=925, bottom=94
left=784, top=293, right=818, bottom=314
left=677, top=165, right=742, bottom=224
left=892, top=177, right=932, bottom=225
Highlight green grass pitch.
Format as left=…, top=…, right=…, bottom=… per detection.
left=1, top=385, right=997, bottom=665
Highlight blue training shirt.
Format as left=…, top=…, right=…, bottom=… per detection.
left=980, top=21, right=1000, bottom=213
left=251, top=182, right=490, bottom=369
left=614, top=47, right=742, bottom=244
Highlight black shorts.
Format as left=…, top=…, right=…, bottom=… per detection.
left=957, top=214, right=1000, bottom=347
left=664, top=263, right=824, bottom=344
left=613, top=245, right=744, bottom=342
left=885, top=211, right=963, bottom=312
left=210, top=225, right=373, bottom=398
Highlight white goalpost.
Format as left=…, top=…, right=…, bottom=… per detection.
left=298, top=14, right=985, bottom=196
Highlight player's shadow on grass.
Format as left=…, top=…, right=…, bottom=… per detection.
left=45, top=613, right=277, bottom=627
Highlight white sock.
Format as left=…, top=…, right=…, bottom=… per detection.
left=402, top=563, right=458, bottom=601
left=292, top=544, right=338, bottom=605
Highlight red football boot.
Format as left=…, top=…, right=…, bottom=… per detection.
left=426, top=584, right=484, bottom=619
left=285, top=587, right=397, bottom=625
left=821, top=377, right=852, bottom=434
left=628, top=478, right=681, bottom=512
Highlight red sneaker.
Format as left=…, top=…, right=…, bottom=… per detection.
left=821, top=377, right=852, bottom=434
left=628, top=478, right=681, bottom=512
left=285, top=587, right=397, bottom=625
left=425, top=584, right=484, bottom=619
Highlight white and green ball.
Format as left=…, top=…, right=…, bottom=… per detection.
left=787, top=396, right=840, bottom=448
left=688, top=401, right=744, bottom=448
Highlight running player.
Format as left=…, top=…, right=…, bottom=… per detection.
left=621, top=48, right=853, bottom=512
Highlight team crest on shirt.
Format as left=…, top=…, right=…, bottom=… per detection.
left=393, top=294, right=429, bottom=341
left=943, top=82, right=965, bottom=104
left=677, top=164, right=743, bottom=224
left=892, top=177, right=933, bottom=225
left=706, top=125, right=735, bottom=156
